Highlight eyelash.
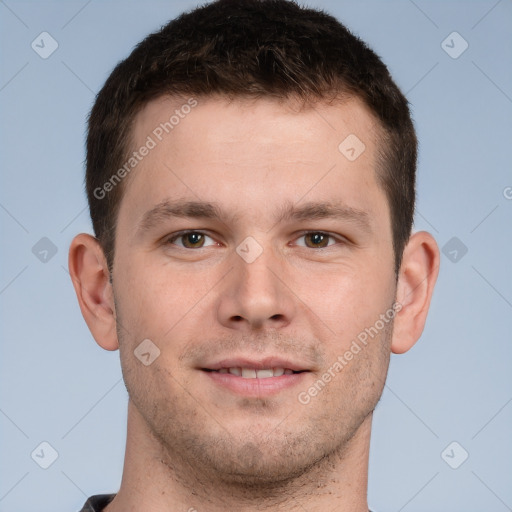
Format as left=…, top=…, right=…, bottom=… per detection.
left=164, top=230, right=345, bottom=249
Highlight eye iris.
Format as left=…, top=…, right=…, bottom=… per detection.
left=306, top=233, right=329, bottom=248
left=182, top=232, right=204, bottom=248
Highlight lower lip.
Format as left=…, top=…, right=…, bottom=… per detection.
left=202, top=370, right=309, bottom=397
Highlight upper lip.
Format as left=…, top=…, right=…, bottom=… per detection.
left=201, top=356, right=311, bottom=372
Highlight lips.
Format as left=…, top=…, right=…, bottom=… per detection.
left=200, top=356, right=310, bottom=396
left=201, top=357, right=309, bottom=375
left=204, top=367, right=301, bottom=378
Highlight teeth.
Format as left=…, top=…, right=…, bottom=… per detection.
left=256, top=369, right=273, bottom=379
left=218, top=367, right=292, bottom=378
left=241, top=368, right=257, bottom=378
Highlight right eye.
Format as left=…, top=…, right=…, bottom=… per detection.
left=165, top=230, right=218, bottom=249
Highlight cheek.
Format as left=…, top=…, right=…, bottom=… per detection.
left=301, top=259, right=394, bottom=346
left=115, top=255, right=217, bottom=346
left=113, top=258, right=167, bottom=341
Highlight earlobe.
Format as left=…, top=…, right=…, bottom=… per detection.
left=391, top=231, right=440, bottom=354
left=68, top=233, right=119, bottom=351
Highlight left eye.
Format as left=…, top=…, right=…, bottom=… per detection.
left=165, top=231, right=339, bottom=249
left=294, top=232, right=338, bottom=249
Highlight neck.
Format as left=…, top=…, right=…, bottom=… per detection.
left=106, top=401, right=371, bottom=512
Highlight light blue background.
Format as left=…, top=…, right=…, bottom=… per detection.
left=1, top=1, right=511, bottom=511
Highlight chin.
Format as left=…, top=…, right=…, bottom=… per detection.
left=193, top=430, right=335, bottom=488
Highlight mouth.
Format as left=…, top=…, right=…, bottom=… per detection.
left=202, top=367, right=306, bottom=378
left=199, top=358, right=311, bottom=396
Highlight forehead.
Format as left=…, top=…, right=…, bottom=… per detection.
left=133, top=94, right=380, bottom=160
left=119, top=94, right=386, bottom=232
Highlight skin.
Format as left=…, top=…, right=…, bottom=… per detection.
left=69, top=94, right=439, bottom=512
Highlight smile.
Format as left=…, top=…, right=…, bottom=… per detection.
left=201, top=367, right=310, bottom=397
left=204, top=367, right=303, bottom=378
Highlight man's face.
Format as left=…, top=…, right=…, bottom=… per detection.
left=112, top=95, right=397, bottom=484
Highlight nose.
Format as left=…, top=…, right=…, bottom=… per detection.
left=216, top=240, right=297, bottom=331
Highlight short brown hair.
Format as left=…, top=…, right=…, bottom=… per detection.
left=86, top=0, right=417, bottom=275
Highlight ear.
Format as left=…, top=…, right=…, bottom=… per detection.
left=68, top=233, right=119, bottom=351
left=391, top=231, right=440, bottom=354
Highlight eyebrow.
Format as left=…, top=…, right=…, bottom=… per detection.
left=136, top=198, right=372, bottom=235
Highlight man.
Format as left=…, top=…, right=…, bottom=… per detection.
left=68, top=0, right=439, bottom=510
